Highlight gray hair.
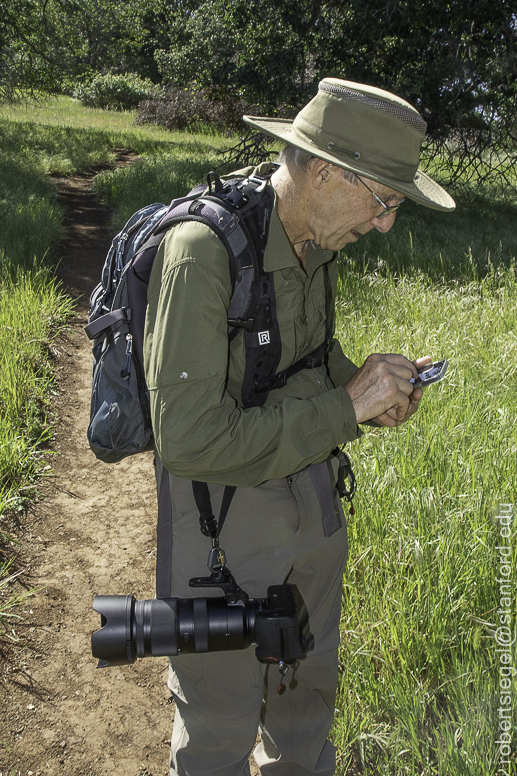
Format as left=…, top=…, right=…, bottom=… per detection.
left=278, top=144, right=357, bottom=184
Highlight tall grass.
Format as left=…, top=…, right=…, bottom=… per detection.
left=340, top=191, right=517, bottom=284
left=0, top=267, right=74, bottom=509
left=0, top=128, right=64, bottom=270
left=92, top=156, right=225, bottom=229
left=332, top=221, right=517, bottom=773
left=0, top=96, right=235, bottom=264
left=0, top=266, right=74, bottom=634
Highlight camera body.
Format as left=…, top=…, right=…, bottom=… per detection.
left=92, top=583, right=303, bottom=668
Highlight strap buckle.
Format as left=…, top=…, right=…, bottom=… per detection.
left=228, top=317, right=255, bottom=332
left=255, top=372, right=288, bottom=392
left=304, top=354, right=324, bottom=369
left=270, top=373, right=289, bottom=390
left=240, top=174, right=269, bottom=193
left=199, top=513, right=218, bottom=538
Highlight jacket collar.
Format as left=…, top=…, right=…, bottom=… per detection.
left=265, top=189, right=335, bottom=276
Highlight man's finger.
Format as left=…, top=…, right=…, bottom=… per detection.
left=413, top=355, right=433, bottom=370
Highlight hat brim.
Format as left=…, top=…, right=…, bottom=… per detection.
left=244, top=115, right=455, bottom=212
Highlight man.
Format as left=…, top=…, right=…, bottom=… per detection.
left=143, top=78, right=455, bottom=776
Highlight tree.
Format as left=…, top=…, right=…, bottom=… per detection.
left=155, top=0, right=517, bottom=186
left=315, top=0, right=517, bottom=185
left=0, top=0, right=169, bottom=99
left=2, top=0, right=515, bottom=186
left=154, top=0, right=325, bottom=111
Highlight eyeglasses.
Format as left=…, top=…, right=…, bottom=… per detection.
left=356, top=176, right=406, bottom=219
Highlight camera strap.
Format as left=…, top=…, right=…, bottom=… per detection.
left=155, top=459, right=237, bottom=596
left=192, top=481, right=237, bottom=571
left=156, top=462, right=173, bottom=598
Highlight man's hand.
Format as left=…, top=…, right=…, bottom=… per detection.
left=344, top=354, right=432, bottom=428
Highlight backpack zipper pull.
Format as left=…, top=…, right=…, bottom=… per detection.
left=121, top=333, right=133, bottom=378
left=116, top=233, right=129, bottom=273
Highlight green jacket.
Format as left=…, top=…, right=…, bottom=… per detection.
left=144, top=178, right=362, bottom=487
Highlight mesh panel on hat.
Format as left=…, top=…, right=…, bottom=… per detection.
left=319, top=81, right=427, bottom=135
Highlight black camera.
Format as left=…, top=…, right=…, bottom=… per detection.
left=92, top=569, right=303, bottom=668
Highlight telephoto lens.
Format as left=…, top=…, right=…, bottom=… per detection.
left=91, top=585, right=302, bottom=667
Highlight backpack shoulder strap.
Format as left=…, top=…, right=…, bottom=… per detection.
left=132, top=170, right=275, bottom=334
left=252, top=261, right=334, bottom=396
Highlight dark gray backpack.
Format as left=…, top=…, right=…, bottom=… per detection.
left=85, top=167, right=330, bottom=463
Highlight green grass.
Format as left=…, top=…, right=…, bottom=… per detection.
left=0, top=266, right=74, bottom=634
left=0, top=127, right=64, bottom=270
left=0, top=96, right=236, bottom=269
left=0, top=267, right=74, bottom=510
left=0, top=93, right=236, bottom=164
left=92, top=156, right=224, bottom=229
left=340, top=190, right=517, bottom=284
left=0, top=95, right=237, bottom=266
left=0, top=93, right=226, bottom=141
left=332, top=238, right=517, bottom=772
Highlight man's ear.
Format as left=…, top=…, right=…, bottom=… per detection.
left=311, top=159, right=333, bottom=190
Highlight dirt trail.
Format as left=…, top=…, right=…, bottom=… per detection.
left=0, top=162, right=262, bottom=776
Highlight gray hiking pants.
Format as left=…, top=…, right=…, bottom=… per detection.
left=155, top=455, right=348, bottom=776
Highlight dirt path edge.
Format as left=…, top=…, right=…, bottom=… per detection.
left=1, top=171, right=172, bottom=776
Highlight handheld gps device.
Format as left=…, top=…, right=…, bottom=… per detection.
left=411, top=359, right=449, bottom=388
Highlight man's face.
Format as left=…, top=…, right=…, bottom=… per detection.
left=310, top=165, right=404, bottom=252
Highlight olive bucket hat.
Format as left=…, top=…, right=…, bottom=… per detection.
left=244, top=78, right=455, bottom=211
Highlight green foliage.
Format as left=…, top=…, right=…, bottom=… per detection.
left=0, top=0, right=167, bottom=99
left=74, top=72, right=162, bottom=111
left=320, top=0, right=517, bottom=188
left=154, top=0, right=318, bottom=109
left=2, top=0, right=515, bottom=187
left=154, top=0, right=517, bottom=189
